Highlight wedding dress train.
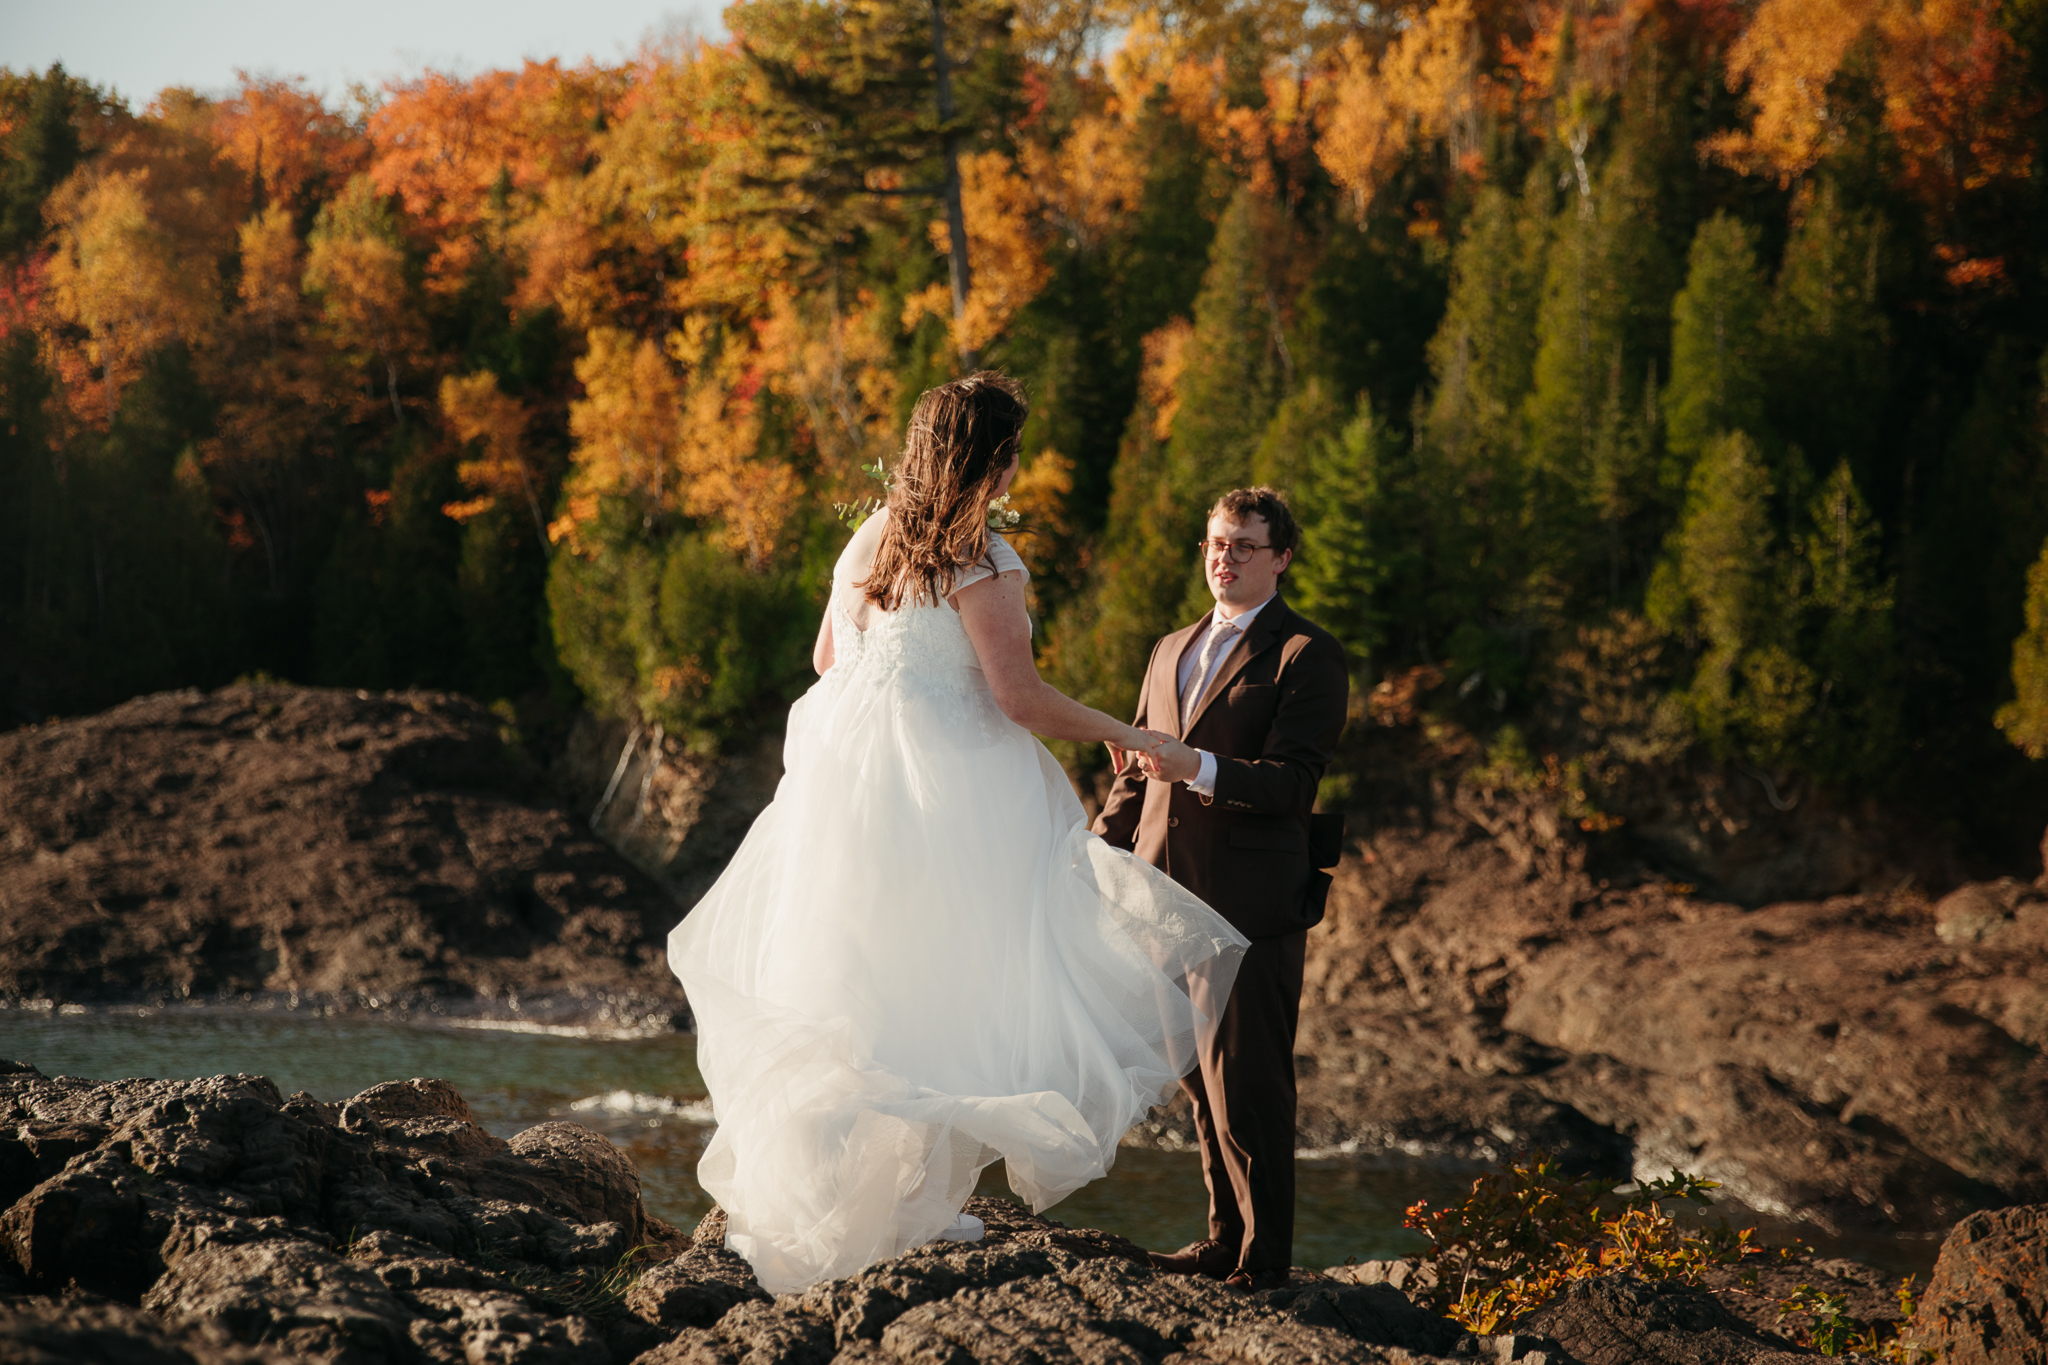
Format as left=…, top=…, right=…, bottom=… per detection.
left=667, top=530, right=1247, bottom=1293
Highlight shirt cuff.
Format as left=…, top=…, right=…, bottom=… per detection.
left=1185, top=749, right=1218, bottom=797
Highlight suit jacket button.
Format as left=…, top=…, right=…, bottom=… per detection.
left=1168, top=817, right=1179, bottom=828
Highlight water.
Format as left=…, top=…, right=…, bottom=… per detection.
left=0, top=1007, right=1937, bottom=1275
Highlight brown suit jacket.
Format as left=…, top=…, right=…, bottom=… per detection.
left=1092, top=596, right=1349, bottom=939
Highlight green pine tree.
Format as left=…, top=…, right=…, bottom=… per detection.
left=1997, top=534, right=2048, bottom=760
left=1290, top=394, right=1392, bottom=674
left=1907, top=343, right=2048, bottom=717
left=1764, top=182, right=1889, bottom=478
left=1167, top=186, right=1289, bottom=508
left=1043, top=185, right=1288, bottom=732
left=1668, top=430, right=1812, bottom=763
left=1662, top=213, right=1768, bottom=494
left=0, top=64, right=111, bottom=260
left=1250, top=375, right=1344, bottom=498
left=1798, top=460, right=1897, bottom=781
left=1523, top=142, right=1673, bottom=609
left=1410, top=181, right=1548, bottom=660
left=724, top=0, right=1019, bottom=312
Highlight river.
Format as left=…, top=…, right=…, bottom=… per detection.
left=1, top=1004, right=1937, bottom=1275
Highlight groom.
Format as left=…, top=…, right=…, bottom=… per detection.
left=1093, top=485, right=1349, bottom=1292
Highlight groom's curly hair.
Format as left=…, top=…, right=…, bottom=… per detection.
left=1211, top=486, right=1301, bottom=580
left=863, top=372, right=1028, bottom=612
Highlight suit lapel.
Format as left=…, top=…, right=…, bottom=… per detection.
left=1185, top=598, right=1290, bottom=736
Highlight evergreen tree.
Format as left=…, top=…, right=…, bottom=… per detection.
left=1669, top=430, right=1813, bottom=762
left=1418, top=184, right=1544, bottom=513
left=1250, top=375, right=1343, bottom=498
left=1653, top=439, right=1900, bottom=787
left=1906, top=344, right=2048, bottom=720
left=10, top=346, right=239, bottom=715
left=0, top=328, right=55, bottom=705
left=1045, top=185, right=1292, bottom=730
left=1411, top=182, right=1547, bottom=659
left=1290, top=394, right=1392, bottom=674
left=1004, top=90, right=1222, bottom=561
left=1166, top=186, right=1289, bottom=513
left=313, top=437, right=464, bottom=690
left=1663, top=213, right=1768, bottom=493
left=0, top=65, right=108, bottom=260
left=726, top=0, right=1020, bottom=354
left=1523, top=143, right=1674, bottom=609
left=1997, top=534, right=2048, bottom=760
left=1799, top=460, right=1897, bottom=781
left=1291, top=188, right=1450, bottom=441
left=1763, top=183, right=1889, bottom=482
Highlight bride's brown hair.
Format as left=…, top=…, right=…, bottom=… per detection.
left=862, top=371, right=1027, bottom=611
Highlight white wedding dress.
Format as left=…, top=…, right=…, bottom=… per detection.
left=667, top=521, right=1248, bottom=1293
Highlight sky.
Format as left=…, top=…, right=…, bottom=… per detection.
left=3, top=0, right=729, bottom=107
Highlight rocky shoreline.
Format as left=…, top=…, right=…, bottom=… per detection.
left=8, top=1064, right=2040, bottom=1365
left=5, top=683, right=2047, bottom=1244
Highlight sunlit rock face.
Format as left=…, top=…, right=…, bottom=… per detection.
left=1280, top=742, right=2048, bottom=1237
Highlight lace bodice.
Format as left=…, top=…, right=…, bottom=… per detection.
left=824, top=526, right=1027, bottom=736
left=829, top=596, right=985, bottom=690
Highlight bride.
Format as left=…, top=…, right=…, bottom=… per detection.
left=667, top=372, right=1248, bottom=1293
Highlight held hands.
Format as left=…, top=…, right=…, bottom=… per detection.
left=1109, top=728, right=1201, bottom=784
left=1143, top=733, right=1200, bottom=783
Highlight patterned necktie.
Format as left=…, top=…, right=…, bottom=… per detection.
left=1181, top=617, right=1239, bottom=731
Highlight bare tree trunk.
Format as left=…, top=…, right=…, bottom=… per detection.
left=251, top=504, right=279, bottom=595
left=930, top=0, right=976, bottom=371
left=591, top=724, right=642, bottom=830
left=629, top=723, right=666, bottom=832
left=515, top=458, right=548, bottom=556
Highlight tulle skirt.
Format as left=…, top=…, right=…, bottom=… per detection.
left=667, top=649, right=1247, bottom=1292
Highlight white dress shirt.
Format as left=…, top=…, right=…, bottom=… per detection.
left=1175, top=594, right=1274, bottom=797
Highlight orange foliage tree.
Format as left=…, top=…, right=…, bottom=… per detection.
left=1708, top=0, right=2038, bottom=266
left=45, top=164, right=223, bottom=428
left=366, top=62, right=626, bottom=290
left=303, top=174, right=423, bottom=425
left=210, top=74, right=364, bottom=213
left=440, top=370, right=543, bottom=540
left=1319, top=0, right=1486, bottom=214
left=199, top=204, right=329, bottom=587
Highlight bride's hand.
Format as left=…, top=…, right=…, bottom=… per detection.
left=1139, top=735, right=1200, bottom=783
left=1110, top=727, right=1167, bottom=778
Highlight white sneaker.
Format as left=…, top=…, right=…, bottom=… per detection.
left=938, top=1210, right=984, bottom=1243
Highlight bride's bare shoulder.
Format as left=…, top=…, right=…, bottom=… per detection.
left=835, top=508, right=889, bottom=582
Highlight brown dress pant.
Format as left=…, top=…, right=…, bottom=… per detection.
left=1183, top=929, right=1306, bottom=1274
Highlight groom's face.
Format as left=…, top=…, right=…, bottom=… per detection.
left=1203, top=511, right=1291, bottom=613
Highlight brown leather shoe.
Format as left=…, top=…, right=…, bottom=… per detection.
left=1224, top=1268, right=1291, bottom=1293
left=1147, top=1238, right=1235, bottom=1279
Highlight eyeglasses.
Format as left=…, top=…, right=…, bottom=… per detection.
left=1198, top=538, right=1274, bottom=564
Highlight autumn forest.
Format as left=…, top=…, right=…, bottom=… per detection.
left=5, top=0, right=2048, bottom=857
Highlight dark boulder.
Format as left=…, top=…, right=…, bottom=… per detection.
left=0, top=1064, right=689, bottom=1363
left=142, top=1239, right=417, bottom=1364
left=1515, top=1276, right=1812, bottom=1364
left=0, top=685, right=686, bottom=1026
left=0, top=1294, right=269, bottom=1365
left=1906, top=1202, right=2048, bottom=1364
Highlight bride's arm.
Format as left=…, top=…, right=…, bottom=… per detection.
left=812, top=609, right=834, bottom=675
left=955, top=572, right=1151, bottom=748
